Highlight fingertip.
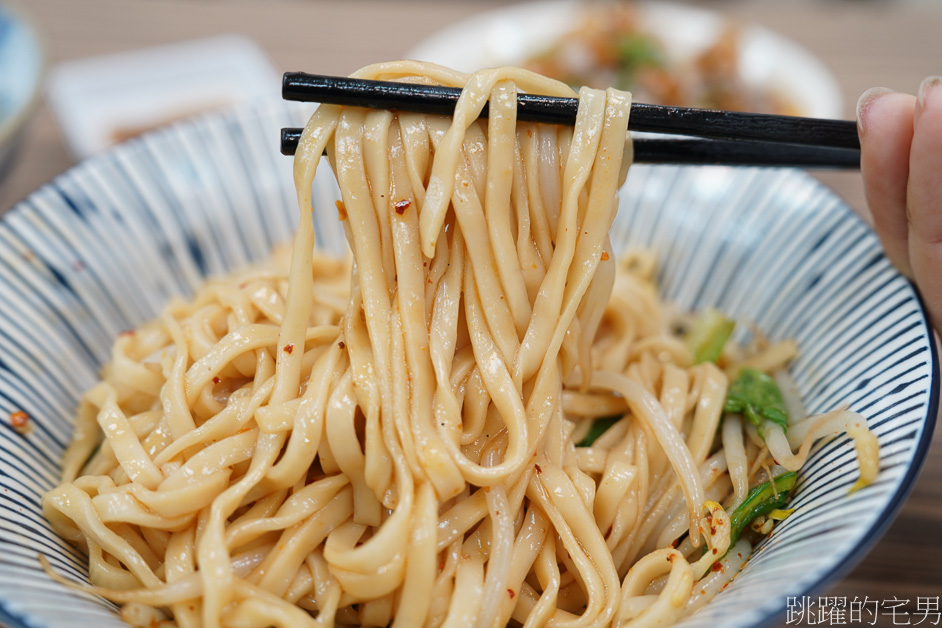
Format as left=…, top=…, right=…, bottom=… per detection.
left=856, top=86, right=895, bottom=138
left=908, top=75, right=942, bottom=234
left=857, top=90, right=916, bottom=146
left=915, top=75, right=942, bottom=118
left=857, top=90, right=917, bottom=277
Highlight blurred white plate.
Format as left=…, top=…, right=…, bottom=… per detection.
left=407, top=0, right=843, bottom=118
left=46, top=34, right=280, bottom=159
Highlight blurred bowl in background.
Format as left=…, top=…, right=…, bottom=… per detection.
left=408, top=0, right=844, bottom=119
left=0, top=2, right=44, bottom=186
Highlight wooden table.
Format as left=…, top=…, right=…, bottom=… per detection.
left=2, top=1, right=940, bottom=626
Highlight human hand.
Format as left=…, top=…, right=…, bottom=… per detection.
left=857, top=76, right=942, bottom=336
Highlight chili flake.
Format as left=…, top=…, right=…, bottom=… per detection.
left=394, top=199, right=412, bottom=215
left=10, top=411, right=31, bottom=435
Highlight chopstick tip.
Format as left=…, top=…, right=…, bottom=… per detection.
left=281, top=127, right=300, bottom=156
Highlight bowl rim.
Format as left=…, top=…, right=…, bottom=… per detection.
left=0, top=101, right=938, bottom=628
left=750, top=327, right=939, bottom=628
left=0, top=1, right=47, bottom=149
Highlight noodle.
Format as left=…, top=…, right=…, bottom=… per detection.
left=42, top=62, right=879, bottom=627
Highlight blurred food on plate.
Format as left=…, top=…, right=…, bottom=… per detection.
left=522, top=2, right=799, bottom=114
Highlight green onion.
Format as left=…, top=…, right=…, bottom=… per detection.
left=577, top=415, right=622, bottom=447
left=616, top=34, right=664, bottom=67
left=729, top=472, right=797, bottom=547
left=686, top=307, right=735, bottom=364
left=614, top=34, right=665, bottom=89
left=724, top=367, right=789, bottom=431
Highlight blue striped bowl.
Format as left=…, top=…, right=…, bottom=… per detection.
left=0, top=102, right=937, bottom=628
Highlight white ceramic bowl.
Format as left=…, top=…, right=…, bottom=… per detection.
left=0, top=2, right=44, bottom=184
left=407, top=0, right=844, bottom=119
left=0, top=101, right=936, bottom=628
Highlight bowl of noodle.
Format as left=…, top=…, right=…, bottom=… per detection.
left=0, top=62, right=937, bottom=628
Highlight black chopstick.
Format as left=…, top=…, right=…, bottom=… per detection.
left=279, top=127, right=858, bottom=168
left=282, top=72, right=860, bottom=150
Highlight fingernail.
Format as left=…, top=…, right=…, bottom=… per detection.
left=917, top=75, right=942, bottom=112
left=856, top=87, right=894, bottom=136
